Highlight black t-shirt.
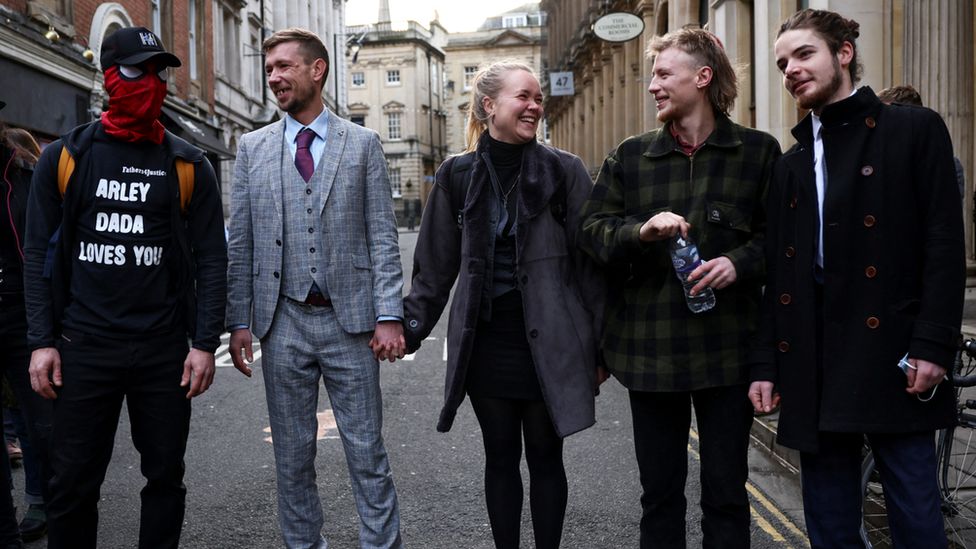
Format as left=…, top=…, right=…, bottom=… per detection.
left=62, top=129, right=178, bottom=335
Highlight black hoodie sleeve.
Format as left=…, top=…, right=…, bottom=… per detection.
left=23, top=141, right=64, bottom=350
left=185, top=157, right=227, bottom=353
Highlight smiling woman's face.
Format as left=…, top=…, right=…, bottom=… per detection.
left=483, top=69, right=544, bottom=144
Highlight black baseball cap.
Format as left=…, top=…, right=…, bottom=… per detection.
left=99, top=26, right=181, bottom=71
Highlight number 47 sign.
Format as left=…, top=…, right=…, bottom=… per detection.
left=550, top=71, right=575, bottom=96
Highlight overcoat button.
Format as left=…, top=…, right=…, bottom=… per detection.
left=865, top=266, right=877, bottom=278
left=529, top=329, right=539, bottom=338
left=866, top=316, right=880, bottom=329
left=273, top=271, right=280, bottom=279
left=861, top=165, right=874, bottom=176
left=779, top=293, right=792, bottom=305
left=408, top=319, right=419, bottom=329
left=865, top=117, right=876, bottom=128
left=863, top=215, right=876, bottom=227
left=777, top=341, right=790, bottom=353
left=785, top=246, right=796, bottom=258
left=789, top=197, right=797, bottom=209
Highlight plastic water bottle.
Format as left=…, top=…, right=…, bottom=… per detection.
left=669, top=235, right=716, bottom=313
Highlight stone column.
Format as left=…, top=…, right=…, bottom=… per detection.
left=903, top=0, right=975, bottom=256
left=753, top=0, right=802, bottom=146
left=712, top=0, right=753, bottom=127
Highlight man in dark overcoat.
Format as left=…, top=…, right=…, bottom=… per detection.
left=748, top=9, right=965, bottom=548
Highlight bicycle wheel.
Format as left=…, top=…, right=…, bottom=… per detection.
left=861, top=449, right=892, bottom=548
left=939, top=422, right=976, bottom=547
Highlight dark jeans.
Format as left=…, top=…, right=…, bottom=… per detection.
left=470, top=397, right=566, bottom=549
left=629, top=385, right=753, bottom=549
left=48, top=328, right=191, bottom=549
left=0, top=296, right=56, bottom=543
left=800, top=430, right=947, bottom=549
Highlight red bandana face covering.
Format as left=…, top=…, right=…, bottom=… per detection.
left=100, top=64, right=167, bottom=144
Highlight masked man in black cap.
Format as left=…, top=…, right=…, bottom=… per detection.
left=22, top=27, right=227, bottom=549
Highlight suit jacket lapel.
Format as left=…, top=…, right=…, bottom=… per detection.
left=265, top=120, right=285, bottom=222
left=318, top=110, right=346, bottom=215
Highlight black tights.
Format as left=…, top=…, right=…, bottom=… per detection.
left=470, top=397, right=567, bottom=549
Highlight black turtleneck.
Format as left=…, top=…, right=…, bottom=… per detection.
left=485, top=134, right=528, bottom=298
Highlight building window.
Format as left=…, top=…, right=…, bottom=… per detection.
left=463, top=66, right=478, bottom=90
left=248, top=18, right=262, bottom=97
left=389, top=167, right=402, bottom=197
left=387, top=112, right=402, bottom=139
left=151, top=0, right=162, bottom=35
left=350, top=115, right=365, bottom=126
left=386, top=70, right=401, bottom=85
left=503, top=15, right=527, bottom=28
left=352, top=72, right=365, bottom=87
left=215, top=2, right=241, bottom=82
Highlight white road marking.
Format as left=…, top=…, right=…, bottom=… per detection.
left=214, top=332, right=262, bottom=368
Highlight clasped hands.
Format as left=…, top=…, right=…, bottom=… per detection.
left=369, top=320, right=406, bottom=363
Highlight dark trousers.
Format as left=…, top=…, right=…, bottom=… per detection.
left=629, top=385, right=753, bottom=549
left=800, top=431, right=947, bottom=549
left=48, top=328, right=191, bottom=549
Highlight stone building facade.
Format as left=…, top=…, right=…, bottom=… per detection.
left=542, top=0, right=976, bottom=256
left=345, top=19, right=448, bottom=215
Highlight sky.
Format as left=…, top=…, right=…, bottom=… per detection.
left=345, top=0, right=536, bottom=32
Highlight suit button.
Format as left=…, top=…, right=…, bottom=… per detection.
left=276, top=239, right=282, bottom=246
left=310, top=247, right=316, bottom=253
left=863, top=215, right=876, bottom=227
left=273, top=271, right=280, bottom=279
left=865, top=266, right=877, bottom=278
left=306, top=188, right=312, bottom=195
left=865, top=116, right=876, bottom=128
left=861, top=165, right=874, bottom=176
left=777, top=341, right=790, bottom=353
left=529, top=329, right=539, bottom=338
left=866, top=316, right=880, bottom=329
left=789, top=197, right=797, bottom=209
left=307, top=208, right=312, bottom=214
left=311, top=267, right=317, bottom=273
left=785, top=246, right=796, bottom=258
left=408, top=319, right=418, bottom=329
left=308, top=227, right=314, bottom=233
left=779, top=293, right=792, bottom=305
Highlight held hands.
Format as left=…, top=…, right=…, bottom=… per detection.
left=29, top=347, right=62, bottom=400
left=369, top=321, right=406, bottom=362
left=748, top=381, right=780, bottom=414
left=229, top=328, right=254, bottom=377
left=905, top=358, right=947, bottom=395
left=639, top=212, right=690, bottom=242
left=181, top=348, right=216, bottom=399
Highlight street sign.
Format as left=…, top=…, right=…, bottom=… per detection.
left=550, top=71, right=575, bottom=96
left=593, top=12, right=645, bottom=43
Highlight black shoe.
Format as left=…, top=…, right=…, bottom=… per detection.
left=17, top=504, right=44, bottom=542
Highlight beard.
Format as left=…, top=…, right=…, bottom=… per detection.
left=796, top=57, right=844, bottom=111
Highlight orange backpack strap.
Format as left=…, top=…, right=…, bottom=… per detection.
left=175, top=159, right=195, bottom=215
left=57, top=146, right=75, bottom=198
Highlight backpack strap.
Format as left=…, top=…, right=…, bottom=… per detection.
left=175, top=159, right=195, bottom=216
left=449, top=154, right=474, bottom=230
left=57, top=146, right=75, bottom=198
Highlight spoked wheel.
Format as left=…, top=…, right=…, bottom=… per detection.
left=938, top=425, right=976, bottom=548
left=861, top=450, right=891, bottom=548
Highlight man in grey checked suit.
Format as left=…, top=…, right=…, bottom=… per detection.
left=226, top=28, right=406, bottom=549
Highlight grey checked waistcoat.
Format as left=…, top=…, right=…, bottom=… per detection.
left=279, top=138, right=329, bottom=300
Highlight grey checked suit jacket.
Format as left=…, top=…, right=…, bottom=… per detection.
left=226, top=111, right=403, bottom=339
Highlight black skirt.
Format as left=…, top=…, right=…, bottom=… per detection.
left=465, top=290, right=542, bottom=400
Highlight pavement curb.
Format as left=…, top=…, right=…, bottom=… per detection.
left=750, top=413, right=800, bottom=474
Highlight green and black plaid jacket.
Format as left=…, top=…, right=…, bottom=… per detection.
left=580, top=115, right=780, bottom=391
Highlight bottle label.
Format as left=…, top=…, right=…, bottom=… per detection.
left=671, top=247, right=700, bottom=273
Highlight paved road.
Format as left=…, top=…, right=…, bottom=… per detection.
left=15, top=230, right=810, bottom=548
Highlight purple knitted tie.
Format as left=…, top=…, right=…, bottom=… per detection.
left=295, top=128, right=315, bottom=182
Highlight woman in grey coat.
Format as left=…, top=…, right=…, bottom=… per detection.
left=403, top=62, right=605, bottom=549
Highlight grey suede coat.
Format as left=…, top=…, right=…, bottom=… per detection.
left=404, top=136, right=605, bottom=438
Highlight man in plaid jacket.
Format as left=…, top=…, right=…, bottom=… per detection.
left=579, top=28, right=780, bottom=548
